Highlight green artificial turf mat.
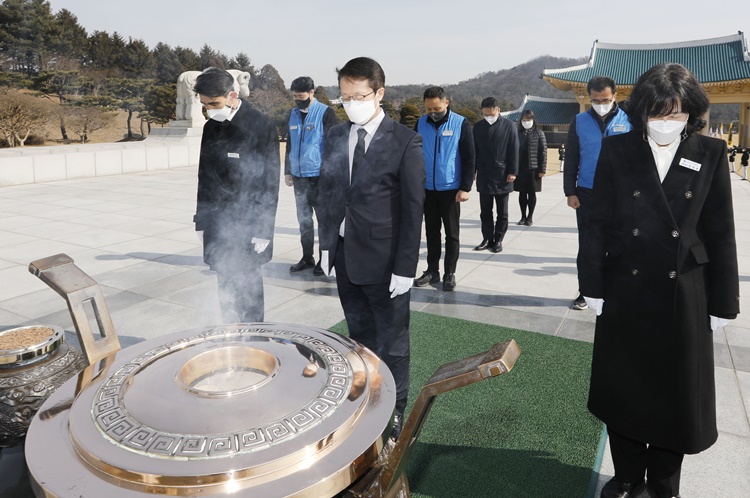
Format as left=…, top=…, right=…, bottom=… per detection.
left=330, top=310, right=603, bottom=498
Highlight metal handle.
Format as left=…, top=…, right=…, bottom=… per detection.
left=345, top=339, right=521, bottom=497
left=28, top=254, right=121, bottom=365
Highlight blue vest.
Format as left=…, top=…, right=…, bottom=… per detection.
left=417, top=111, right=464, bottom=191
left=576, top=108, right=631, bottom=189
left=288, top=99, right=327, bottom=177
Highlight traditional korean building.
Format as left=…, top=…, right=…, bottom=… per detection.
left=501, top=95, right=579, bottom=146
left=541, top=32, right=750, bottom=146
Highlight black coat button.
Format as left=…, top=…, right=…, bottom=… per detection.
left=671, top=230, right=680, bottom=238
left=632, top=269, right=639, bottom=275
left=685, top=191, right=693, bottom=199
left=632, top=228, right=640, bottom=236
left=669, top=271, right=677, bottom=279
left=633, top=190, right=641, bottom=198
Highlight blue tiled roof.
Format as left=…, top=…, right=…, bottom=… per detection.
left=501, top=96, right=580, bottom=125
left=543, top=33, right=750, bottom=85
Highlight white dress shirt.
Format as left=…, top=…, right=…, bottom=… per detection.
left=648, top=136, right=680, bottom=183
left=339, top=109, right=386, bottom=237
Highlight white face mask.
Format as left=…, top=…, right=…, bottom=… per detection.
left=343, top=99, right=378, bottom=126
left=648, top=119, right=687, bottom=145
left=484, top=115, right=498, bottom=125
left=592, top=102, right=613, bottom=116
left=207, top=106, right=232, bottom=122
left=521, top=120, right=533, bottom=129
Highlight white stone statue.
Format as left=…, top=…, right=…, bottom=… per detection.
left=227, top=69, right=252, bottom=98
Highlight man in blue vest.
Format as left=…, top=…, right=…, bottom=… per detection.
left=413, top=86, right=475, bottom=291
left=284, top=76, right=338, bottom=275
left=564, top=76, right=631, bottom=310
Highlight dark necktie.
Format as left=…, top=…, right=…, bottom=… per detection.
left=351, top=127, right=367, bottom=184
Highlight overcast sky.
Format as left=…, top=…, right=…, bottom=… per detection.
left=47, top=0, right=750, bottom=88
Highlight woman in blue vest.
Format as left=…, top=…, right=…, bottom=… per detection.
left=513, top=110, right=547, bottom=226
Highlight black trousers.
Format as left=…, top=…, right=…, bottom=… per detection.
left=293, top=176, right=320, bottom=261
left=334, top=239, right=411, bottom=416
left=608, top=428, right=684, bottom=498
left=479, top=193, right=509, bottom=243
left=216, top=261, right=264, bottom=323
left=424, top=188, right=460, bottom=275
left=574, top=186, right=593, bottom=288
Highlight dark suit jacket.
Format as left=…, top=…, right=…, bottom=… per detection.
left=473, top=117, right=519, bottom=195
left=318, top=114, right=425, bottom=285
left=194, top=100, right=280, bottom=269
left=580, top=131, right=739, bottom=454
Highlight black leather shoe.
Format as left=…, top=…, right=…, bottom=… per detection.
left=601, top=478, right=651, bottom=498
left=313, top=262, right=325, bottom=276
left=414, top=270, right=440, bottom=287
left=491, top=241, right=503, bottom=253
left=524, top=219, right=533, bottom=226
left=443, top=273, right=456, bottom=291
left=389, top=414, right=403, bottom=442
left=473, top=239, right=492, bottom=251
left=290, top=258, right=315, bottom=272
left=517, top=218, right=526, bottom=225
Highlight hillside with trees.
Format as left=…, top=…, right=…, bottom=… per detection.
left=0, top=0, right=740, bottom=148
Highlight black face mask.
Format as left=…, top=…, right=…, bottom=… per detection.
left=428, top=110, right=447, bottom=122
left=295, top=98, right=311, bottom=110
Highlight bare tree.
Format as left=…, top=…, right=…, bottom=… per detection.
left=64, top=106, right=115, bottom=143
left=0, top=90, right=52, bottom=147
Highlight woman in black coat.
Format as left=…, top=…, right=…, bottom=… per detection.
left=579, top=64, right=739, bottom=498
left=513, top=110, right=547, bottom=226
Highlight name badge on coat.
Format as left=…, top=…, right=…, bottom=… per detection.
left=442, top=130, right=454, bottom=136
left=612, top=125, right=628, bottom=133
left=228, top=152, right=240, bottom=159
left=290, top=125, right=298, bottom=130
left=679, top=158, right=701, bottom=172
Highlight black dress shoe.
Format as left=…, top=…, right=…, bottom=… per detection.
left=490, top=241, right=503, bottom=253
left=524, top=219, right=533, bottom=226
left=389, top=414, right=403, bottom=442
left=414, top=270, right=440, bottom=287
left=443, top=273, right=456, bottom=291
left=313, top=262, right=325, bottom=276
left=517, top=218, right=526, bottom=225
left=473, top=239, right=492, bottom=251
left=601, top=478, right=650, bottom=498
left=290, top=258, right=315, bottom=272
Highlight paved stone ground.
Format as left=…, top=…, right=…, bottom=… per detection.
left=1, top=164, right=748, bottom=497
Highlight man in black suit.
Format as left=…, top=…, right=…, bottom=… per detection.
left=317, top=57, right=425, bottom=436
left=193, top=67, right=280, bottom=323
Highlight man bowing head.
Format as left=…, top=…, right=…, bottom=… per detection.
left=317, top=57, right=425, bottom=439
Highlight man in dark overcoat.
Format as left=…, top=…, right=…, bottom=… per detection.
left=579, top=67, right=739, bottom=497
left=193, top=67, right=280, bottom=323
left=472, top=96, right=519, bottom=253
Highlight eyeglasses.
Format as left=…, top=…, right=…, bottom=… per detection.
left=338, top=90, right=375, bottom=103
left=590, top=98, right=613, bottom=105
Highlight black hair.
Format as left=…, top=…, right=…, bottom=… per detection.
left=627, top=63, right=708, bottom=134
left=587, top=76, right=616, bottom=95
left=519, top=109, right=537, bottom=130
left=194, top=67, right=234, bottom=98
left=337, top=57, right=385, bottom=91
left=423, top=86, right=446, bottom=100
left=481, top=97, right=498, bottom=109
left=291, top=76, right=315, bottom=92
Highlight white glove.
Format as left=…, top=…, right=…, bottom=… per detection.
left=196, top=230, right=203, bottom=242
left=389, top=274, right=412, bottom=299
left=320, top=250, right=335, bottom=277
left=583, top=296, right=604, bottom=316
left=710, top=315, right=729, bottom=332
left=251, top=237, right=270, bottom=254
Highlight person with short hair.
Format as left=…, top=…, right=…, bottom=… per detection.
left=413, top=86, right=475, bottom=291
left=580, top=63, right=739, bottom=498
left=284, top=76, right=338, bottom=276
left=473, top=97, right=519, bottom=253
left=514, top=109, right=547, bottom=226
left=317, top=57, right=425, bottom=439
left=564, top=76, right=631, bottom=310
left=193, top=67, right=280, bottom=323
